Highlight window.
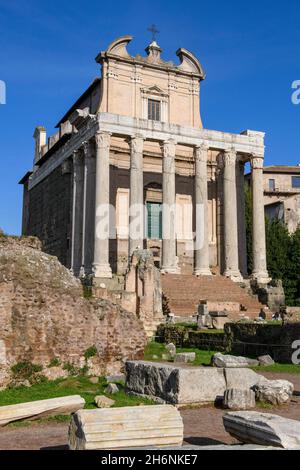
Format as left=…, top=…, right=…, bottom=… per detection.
left=147, top=202, right=162, bottom=239
left=269, top=179, right=275, bottom=191
left=148, top=99, right=161, bottom=121
left=292, top=176, right=300, bottom=188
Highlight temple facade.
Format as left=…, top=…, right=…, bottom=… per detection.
left=20, top=36, right=270, bottom=285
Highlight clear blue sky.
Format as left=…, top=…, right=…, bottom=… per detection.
left=1, top=0, right=300, bottom=235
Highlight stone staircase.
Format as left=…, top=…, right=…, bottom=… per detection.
left=161, top=274, right=269, bottom=320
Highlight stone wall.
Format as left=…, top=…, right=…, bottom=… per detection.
left=24, top=164, right=72, bottom=268
left=0, top=236, right=147, bottom=388
left=225, top=322, right=300, bottom=363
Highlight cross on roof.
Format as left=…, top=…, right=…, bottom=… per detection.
left=147, top=24, right=159, bottom=41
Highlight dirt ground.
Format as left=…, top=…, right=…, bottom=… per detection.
left=0, top=372, right=299, bottom=450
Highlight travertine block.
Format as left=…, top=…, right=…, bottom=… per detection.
left=0, top=395, right=85, bottom=426
left=223, top=411, right=300, bottom=449
left=68, top=405, right=183, bottom=450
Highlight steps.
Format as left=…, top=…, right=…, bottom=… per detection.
left=161, top=274, right=268, bottom=320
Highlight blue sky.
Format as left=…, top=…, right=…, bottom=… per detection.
left=0, top=0, right=300, bottom=234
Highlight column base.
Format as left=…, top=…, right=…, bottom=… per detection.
left=223, top=269, right=243, bottom=283
left=251, top=271, right=271, bottom=285
left=161, top=266, right=181, bottom=275
left=92, top=263, right=112, bottom=279
left=194, top=267, right=212, bottom=276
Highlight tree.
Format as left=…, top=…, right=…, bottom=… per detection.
left=244, top=184, right=300, bottom=306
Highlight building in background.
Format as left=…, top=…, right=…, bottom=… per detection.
left=245, top=165, right=300, bottom=233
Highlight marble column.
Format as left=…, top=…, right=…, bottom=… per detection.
left=92, top=131, right=112, bottom=278
left=236, top=158, right=248, bottom=278
left=71, top=149, right=84, bottom=276
left=251, top=154, right=270, bottom=283
left=129, top=135, right=144, bottom=256
left=80, top=140, right=95, bottom=276
left=161, top=139, right=180, bottom=274
left=194, top=144, right=212, bottom=276
left=222, top=148, right=242, bottom=282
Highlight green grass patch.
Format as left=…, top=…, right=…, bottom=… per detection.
left=144, top=341, right=216, bottom=366
left=252, top=363, right=300, bottom=374
left=0, top=374, right=156, bottom=427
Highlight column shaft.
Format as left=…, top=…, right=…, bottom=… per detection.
left=222, top=148, right=242, bottom=282
left=71, top=150, right=84, bottom=276
left=129, top=135, right=144, bottom=256
left=194, top=144, right=212, bottom=276
left=236, top=159, right=248, bottom=277
left=92, top=131, right=112, bottom=278
left=80, top=140, right=95, bottom=276
left=161, top=139, right=180, bottom=274
left=251, top=155, right=270, bottom=283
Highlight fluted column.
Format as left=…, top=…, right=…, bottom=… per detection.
left=194, top=144, right=212, bottom=276
left=251, top=154, right=270, bottom=283
left=92, top=131, right=112, bottom=278
left=129, top=135, right=144, bottom=256
left=222, top=148, right=242, bottom=282
left=80, top=140, right=95, bottom=276
left=161, top=139, right=180, bottom=274
left=236, top=158, right=248, bottom=278
left=71, top=149, right=84, bottom=276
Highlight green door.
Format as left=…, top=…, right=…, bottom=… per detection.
left=147, top=202, right=162, bottom=239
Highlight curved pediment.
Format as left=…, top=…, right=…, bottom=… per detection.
left=176, top=48, right=206, bottom=79
left=106, top=36, right=133, bottom=57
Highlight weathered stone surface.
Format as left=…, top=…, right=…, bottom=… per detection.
left=174, top=352, right=195, bottom=363
left=125, top=361, right=226, bottom=404
left=0, top=395, right=85, bottom=426
left=105, top=374, right=125, bottom=383
left=253, top=380, right=294, bottom=405
left=213, top=353, right=259, bottom=368
left=223, top=389, right=256, bottom=410
left=105, top=383, right=119, bottom=394
left=0, top=236, right=147, bottom=388
left=224, top=368, right=266, bottom=390
left=165, top=343, right=176, bottom=357
left=223, top=411, right=300, bottom=449
left=68, top=405, right=183, bottom=450
left=258, top=355, right=275, bottom=366
left=94, top=395, right=115, bottom=408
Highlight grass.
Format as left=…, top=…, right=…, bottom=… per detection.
left=252, top=363, right=300, bottom=374
left=144, top=341, right=216, bottom=366
left=0, top=375, right=155, bottom=427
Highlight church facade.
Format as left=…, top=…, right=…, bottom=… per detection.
left=20, top=36, right=270, bottom=285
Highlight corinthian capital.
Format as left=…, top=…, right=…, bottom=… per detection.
left=82, top=140, right=93, bottom=158
left=95, top=131, right=111, bottom=150
left=251, top=155, right=264, bottom=170
left=222, top=147, right=237, bottom=166
left=162, top=139, right=176, bottom=158
left=130, top=135, right=144, bottom=154
left=195, top=143, right=209, bottom=162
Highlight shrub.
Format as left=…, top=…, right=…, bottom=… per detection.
left=84, top=345, right=97, bottom=360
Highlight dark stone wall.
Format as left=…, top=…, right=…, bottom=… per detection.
left=25, top=165, right=72, bottom=268
left=225, top=322, right=300, bottom=363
